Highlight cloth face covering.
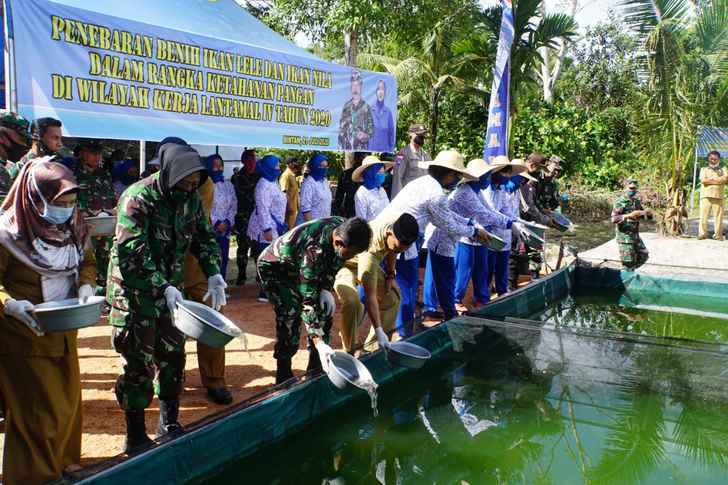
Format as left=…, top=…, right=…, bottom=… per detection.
left=362, top=163, right=385, bottom=189
left=308, top=154, right=328, bottom=181
left=205, top=155, right=225, bottom=183
left=257, top=154, right=282, bottom=182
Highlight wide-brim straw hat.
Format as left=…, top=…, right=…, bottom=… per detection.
left=489, top=156, right=537, bottom=181
left=352, top=155, right=394, bottom=182
left=463, top=158, right=497, bottom=180
left=418, top=149, right=476, bottom=180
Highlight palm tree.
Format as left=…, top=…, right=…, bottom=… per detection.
left=621, top=0, right=728, bottom=235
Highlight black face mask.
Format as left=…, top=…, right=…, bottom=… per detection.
left=6, top=143, right=28, bottom=163
left=413, top=135, right=425, bottom=146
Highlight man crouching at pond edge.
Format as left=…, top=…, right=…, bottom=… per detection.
left=257, top=217, right=372, bottom=384
left=611, top=178, right=652, bottom=271
left=106, top=143, right=227, bottom=453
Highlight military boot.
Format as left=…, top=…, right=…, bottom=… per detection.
left=156, top=400, right=184, bottom=439
left=276, top=358, right=294, bottom=384
left=124, top=409, right=153, bottom=454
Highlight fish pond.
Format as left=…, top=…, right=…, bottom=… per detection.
left=206, top=301, right=728, bottom=484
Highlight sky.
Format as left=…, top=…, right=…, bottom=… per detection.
left=479, top=0, right=620, bottom=32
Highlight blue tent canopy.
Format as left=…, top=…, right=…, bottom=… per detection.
left=697, top=126, right=728, bottom=158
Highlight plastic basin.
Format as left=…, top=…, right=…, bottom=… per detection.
left=85, top=215, right=117, bottom=236
left=551, top=212, right=572, bottom=232
left=34, top=296, right=105, bottom=332
left=485, top=232, right=506, bottom=251
left=175, top=300, right=242, bottom=348
left=385, top=341, right=431, bottom=369
left=327, top=351, right=376, bottom=391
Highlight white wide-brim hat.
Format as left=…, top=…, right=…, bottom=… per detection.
left=489, top=156, right=537, bottom=181
left=352, top=155, right=394, bottom=182
left=418, top=149, right=476, bottom=180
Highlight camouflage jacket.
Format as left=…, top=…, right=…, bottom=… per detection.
left=259, top=216, right=345, bottom=336
left=338, top=99, right=374, bottom=150
left=106, top=172, right=220, bottom=321
left=535, top=177, right=560, bottom=212
left=231, top=170, right=260, bottom=223
left=0, top=162, right=11, bottom=205
left=75, top=165, right=117, bottom=216
left=611, top=195, right=647, bottom=243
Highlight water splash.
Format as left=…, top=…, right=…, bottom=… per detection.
left=362, top=382, right=379, bottom=418
left=237, top=332, right=251, bottom=359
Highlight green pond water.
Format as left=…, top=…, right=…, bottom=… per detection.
left=207, top=301, right=728, bottom=484
left=531, top=291, right=728, bottom=344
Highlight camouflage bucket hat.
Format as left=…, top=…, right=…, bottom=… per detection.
left=0, top=111, right=31, bottom=144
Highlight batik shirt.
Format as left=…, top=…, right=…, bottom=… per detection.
left=299, top=177, right=332, bottom=221
left=483, top=186, right=519, bottom=251
left=258, top=217, right=345, bottom=337
left=211, top=179, right=238, bottom=232
left=354, top=186, right=389, bottom=222
left=106, top=172, right=220, bottom=321
left=75, top=165, right=117, bottom=216
left=377, top=175, right=475, bottom=259
left=451, top=184, right=511, bottom=246
left=247, top=178, right=287, bottom=243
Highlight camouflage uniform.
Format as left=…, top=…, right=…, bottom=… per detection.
left=611, top=194, right=650, bottom=270
left=338, top=100, right=374, bottom=151
left=0, top=112, right=31, bottom=203
left=106, top=172, right=220, bottom=410
left=257, top=217, right=345, bottom=359
left=535, top=176, right=561, bottom=212
left=231, top=170, right=259, bottom=283
left=75, top=164, right=117, bottom=294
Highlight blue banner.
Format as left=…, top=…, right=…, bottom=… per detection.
left=483, top=0, right=514, bottom=162
left=7, top=0, right=397, bottom=152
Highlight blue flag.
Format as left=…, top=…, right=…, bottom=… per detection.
left=483, top=0, right=515, bottom=162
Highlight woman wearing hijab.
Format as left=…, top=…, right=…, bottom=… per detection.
left=206, top=154, right=238, bottom=280
left=352, top=155, right=393, bottom=222
left=452, top=159, right=514, bottom=311
left=297, top=153, right=332, bottom=224
left=247, top=154, right=286, bottom=301
left=0, top=158, right=96, bottom=484
left=106, top=143, right=226, bottom=453
left=482, top=157, right=534, bottom=296
left=112, top=158, right=140, bottom=198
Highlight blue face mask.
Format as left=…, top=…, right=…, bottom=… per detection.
left=375, top=172, right=386, bottom=187
left=627, top=189, right=638, bottom=198
left=31, top=172, right=75, bottom=225
left=311, top=166, right=328, bottom=181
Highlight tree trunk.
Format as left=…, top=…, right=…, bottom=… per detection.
left=663, top=165, right=688, bottom=236
left=538, top=0, right=577, bottom=103
left=429, top=88, right=441, bottom=154
left=343, top=29, right=358, bottom=168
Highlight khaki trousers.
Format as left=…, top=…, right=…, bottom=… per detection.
left=699, top=197, right=725, bottom=239
left=187, top=285, right=227, bottom=389
left=334, top=267, right=400, bottom=353
left=0, top=350, right=81, bottom=485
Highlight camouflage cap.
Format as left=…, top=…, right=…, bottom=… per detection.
left=408, top=123, right=428, bottom=135
left=548, top=155, right=563, bottom=166
left=625, top=178, right=639, bottom=187
left=0, top=111, right=31, bottom=142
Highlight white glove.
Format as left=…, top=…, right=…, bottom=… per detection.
left=375, top=327, right=389, bottom=349
left=315, top=340, right=335, bottom=373
left=320, top=290, right=336, bottom=318
left=164, top=286, right=184, bottom=314
left=203, top=274, right=228, bottom=311
left=78, top=284, right=95, bottom=303
left=4, top=299, right=43, bottom=336
left=97, top=211, right=110, bottom=217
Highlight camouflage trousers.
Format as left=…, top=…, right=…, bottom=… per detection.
left=110, top=307, right=186, bottom=410
left=618, top=236, right=649, bottom=271
left=258, top=262, right=332, bottom=360
left=234, top=217, right=253, bottom=283
left=93, top=236, right=113, bottom=294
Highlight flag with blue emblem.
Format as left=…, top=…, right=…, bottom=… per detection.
left=483, top=0, right=515, bottom=162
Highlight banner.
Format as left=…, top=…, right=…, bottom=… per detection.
left=482, top=0, right=514, bottom=162
left=7, top=0, right=397, bottom=152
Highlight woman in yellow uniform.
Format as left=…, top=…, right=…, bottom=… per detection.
left=0, top=157, right=96, bottom=484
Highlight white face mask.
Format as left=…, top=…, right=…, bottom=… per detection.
left=30, top=171, right=75, bottom=225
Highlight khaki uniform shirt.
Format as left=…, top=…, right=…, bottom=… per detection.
left=345, top=217, right=393, bottom=291
left=279, top=167, right=300, bottom=228
left=700, top=165, right=726, bottom=199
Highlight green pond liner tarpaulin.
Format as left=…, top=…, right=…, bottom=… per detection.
left=73, top=261, right=728, bottom=484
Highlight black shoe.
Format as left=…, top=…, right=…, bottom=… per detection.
left=276, top=358, right=294, bottom=384
left=123, top=409, right=153, bottom=454
left=235, top=276, right=246, bottom=286
left=207, top=387, right=233, bottom=405
left=156, top=400, right=184, bottom=439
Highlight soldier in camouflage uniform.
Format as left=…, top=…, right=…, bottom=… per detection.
left=106, top=143, right=226, bottom=453
left=536, top=156, right=563, bottom=213
left=611, top=178, right=652, bottom=270
left=338, top=70, right=374, bottom=150
left=231, top=149, right=259, bottom=285
left=258, top=216, right=372, bottom=384
left=10, top=117, right=63, bottom=181
left=0, top=112, right=31, bottom=204
left=75, top=140, right=116, bottom=294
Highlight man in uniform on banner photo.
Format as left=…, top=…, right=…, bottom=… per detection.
left=338, top=70, right=373, bottom=151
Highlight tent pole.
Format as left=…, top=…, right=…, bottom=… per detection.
left=139, top=140, right=146, bottom=173
left=690, top=137, right=699, bottom=215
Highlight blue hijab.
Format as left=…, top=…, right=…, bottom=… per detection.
left=112, top=159, right=139, bottom=186
left=491, top=171, right=520, bottom=193
left=257, top=154, right=281, bottom=182
left=468, top=172, right=491, bottom=192
left=205, top=154, right=225, bottom=183
left=308, top=153, right=328, bottom=181
left=362, top=163, right=385, bottom=189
